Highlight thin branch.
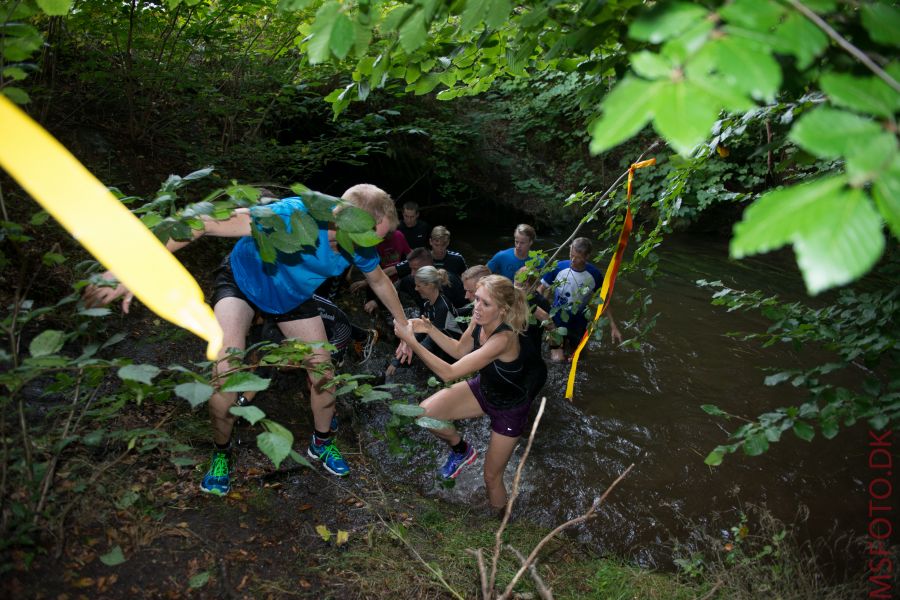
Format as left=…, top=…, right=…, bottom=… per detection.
left=498, top=464, right=635, bottom=600
left=529, top=141, right=660, bottom=296
left=382, top=519, right=466, bottom=600
left=467, top=548, right=490, bottom=599
left=787, top=0, right=900, bottom=93
left=695, top=578, right=724, bottom=600
left=507, top=545, right=553, bottom=600
left=489, top=397, right=547, bottom=592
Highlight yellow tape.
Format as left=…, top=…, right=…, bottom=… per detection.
left=564, top=158, right=655, bottom=400
left=0, top=96, right=222, bottom=359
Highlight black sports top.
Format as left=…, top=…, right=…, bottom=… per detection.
left=472, top=322, right=529, bottom=409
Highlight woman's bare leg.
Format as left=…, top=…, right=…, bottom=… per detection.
left=419, top=381, right=484, bottom=445
left=483, top=431, right=520, bottom=508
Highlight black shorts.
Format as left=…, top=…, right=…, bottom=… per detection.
left=210, top=255, right=319, bottom=322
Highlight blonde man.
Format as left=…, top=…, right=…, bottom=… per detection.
left=487, top=224, right=545, bottom=280
left=85, top=184, right=411, bottom=492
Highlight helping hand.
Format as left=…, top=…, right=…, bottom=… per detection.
left=83, top=272, right=135, bottom=313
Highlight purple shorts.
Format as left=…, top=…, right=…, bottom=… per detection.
left=467, top=375, right=532, bottom=438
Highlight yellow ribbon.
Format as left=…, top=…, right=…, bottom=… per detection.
left=565, top=158, right=655, bottom=400
left=0, top=96, right=223, bottom=359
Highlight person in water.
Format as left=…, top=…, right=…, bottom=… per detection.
left=394, top=275, right=546, bottom=513
left=84, top=184, right=411, bottom=492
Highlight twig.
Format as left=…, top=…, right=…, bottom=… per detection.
left=489, top=397, right=547, bottom=593
left=382, top=519, right=466, bottom=600
left=787, top=0, right=900, bottom=93
left=527, top=141, right=660, bottom=297
left=497, top=464, right=635, bottom=600
left=467, top=548, right=490, bottom=600
left=507, top=544, right=553, bottom=600
left=695, top=578, right=724, bottom=600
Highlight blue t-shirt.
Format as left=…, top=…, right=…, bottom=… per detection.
left=540, top=260, right=603, bottom=327
left=487, top=248, right=545, bottom=280
left=230, top=197, right=380, bottom=314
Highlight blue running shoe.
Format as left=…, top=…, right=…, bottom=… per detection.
left=330, top=414, right=339, bottom=433
left=308, top=435, right=349, bottom=476
left=200, top=449, right=231, bottom=495
left=440, top=445, right=477, bottom=479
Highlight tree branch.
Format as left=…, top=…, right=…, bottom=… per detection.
left=787, top=0, right=900, bottom=93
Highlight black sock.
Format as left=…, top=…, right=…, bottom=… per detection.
left=314, top=430, right=331, bottom=445
left=450, top=439, right=468, bottom=455
left=215, top=440, right=232, bottom=452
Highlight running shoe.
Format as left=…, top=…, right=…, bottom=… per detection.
left=307, top=435, right=350, bottom=476
left=200, top=449, right=231, bottom=495
left=330, top=414, right=339, bottom=433
left=439, top=445, right=478, bottom=479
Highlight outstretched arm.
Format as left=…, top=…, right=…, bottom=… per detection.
left=395, top=319, right=506, bottom=382
left=83, top=210, right=252, bottom=311
left=412, top=316, right=474, bottom=360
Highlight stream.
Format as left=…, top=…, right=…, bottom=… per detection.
left=359, top=225, right=868, bottom=569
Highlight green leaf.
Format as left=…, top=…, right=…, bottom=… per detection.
left=589, top=77, right=661, bottom=155
left=652, top=80, right=721, bottom=156
left=862, top=3, right=900, bottom=48
left=100, top=545, right=126, bottom=566
left=873, top=157, right=900, bottom=239
left=257, top=421, right=294, bottom=468
left=117, top=364, right=160, bottom=385
left=630, top=51, right=674, bottom=80
left=790, top=107, right=884, bottom=159
left=792, top=421, right=815, bottom=442
left=719, top=0, right=783, bottom=31
left=704, top=447, right=726, bottom=466
left=845, top=132, right=897, bottom=185
left=773, top=12, right=828, bottom=69
left=764, top=372, right=792, bottom=386
left=229, top=405, right=266, bottom=425
left=1, top=87, right=29, bottom=104
left=189, top=571, right=210, bottom=589
left=277, top=0, right=313, bottom=12
left=485, top=0, right=512, bottom=29
left=461, top=0, right=489, bottom=32
left=708, top=35, right=781, bottom=102
left=742, top=432, right=769, bottom=456
left=349, top=230, right=383, bottom=247
left=329, top=12, right=354, bottom=60
left=732, top=176, right=886, bottom=294
left=2, top=66, right=27, bottom=81
left=35, top=0, right=72, bottom=16
left=416, top=416, right=452, bottom=429
left=30, top=330, right=65, bottom=357
left=334, top=205, right=375, bottom=233
left=700, top=404, right=727, bottom=416
left=335, top=229, right=354, bottom=255
left=174, top=382, right=214, bottom=408
left=220, top=372, right=270, bottom=393
left=389, top=403, right=425, bottom=417
left=308, top=2, right=342, bottom=64
left=289, top=449, right=314, bottom=468
left=398, top=9, right=427, bottom=54
left=302, top=191, right=338, bottom=221
left=251, top=226, right=277, bottom=264
left=821, top=72, right=899, bottom=119
left=629, top=2, right=709, bottom=44
left=820, top=418, right=839, bottom=439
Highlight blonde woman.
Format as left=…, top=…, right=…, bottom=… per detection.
left=394, top=275, right=547, bottom=512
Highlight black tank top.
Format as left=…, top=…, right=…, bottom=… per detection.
left=472, top=322, right=529, bottom=409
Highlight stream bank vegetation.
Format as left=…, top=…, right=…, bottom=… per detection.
left=2, top=0, right=896, bottom=597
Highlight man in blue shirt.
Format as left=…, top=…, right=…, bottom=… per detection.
left=84, top=184, right=411, bottom=492
left=487, top=224, right=545, bottom=280
left=538, top=237, right=621, bottom=362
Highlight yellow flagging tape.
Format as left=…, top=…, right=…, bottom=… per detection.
left=565, top=158, right=655, bottom=400
left=0, top=96, right=222, bottom=359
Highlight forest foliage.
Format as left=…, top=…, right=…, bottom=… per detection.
left=0, top=0, right=898, bottom=572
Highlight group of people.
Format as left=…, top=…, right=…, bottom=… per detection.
left=83, top=185, right=621, bottom=516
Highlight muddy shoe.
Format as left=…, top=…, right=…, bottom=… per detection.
left=307, top=435, right=349, bottom=477
left=439, top=445, right=477, bottom=479
left=200, top=449, right=232, bottom=496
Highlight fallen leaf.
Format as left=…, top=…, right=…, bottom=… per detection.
left=298, top=579, right=311, bottom=589
left=297, top=504, right=313, bottom=512
left=72, top=577, right=95, bottom=588
left=315, top=525, right=331, bottom=542
left=335, top=530, right=349, bottom=547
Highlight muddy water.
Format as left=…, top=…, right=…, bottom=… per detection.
left=359, top=227, right=867, bottom=568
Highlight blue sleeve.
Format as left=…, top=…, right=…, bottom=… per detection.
left=353, top=244, right=381, bottom=273
left=542, top=264, right=561, bottom=286
left=588, top=264, right=604, bottom=289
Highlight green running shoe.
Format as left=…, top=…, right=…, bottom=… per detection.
left=307, top=435, right=349, bottom=476
left=200, top=449, right=231, bottom=495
